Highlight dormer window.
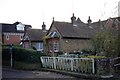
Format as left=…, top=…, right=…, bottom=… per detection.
left=16, top=23, right=25, bottom=31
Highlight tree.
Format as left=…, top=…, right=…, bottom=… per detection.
left=92, top=30, right=119, bottom=57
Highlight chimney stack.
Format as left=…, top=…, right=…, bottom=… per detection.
left=87, top=16, right=92, bottom=25
left=42, top=22, right=46, bottom=32
left=71, top=13, right=76, bottom=25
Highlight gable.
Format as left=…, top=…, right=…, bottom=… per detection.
left=47, top=23, right=61, bottom=38
left=24, top=29, right=47, bottom=42
left=49, top=24, right=58, bottom=32
left=48, top=31, right=60, bottom=38
left=105, top=18, right=120, bottom=31
left=16, top=23, right=25, bottom=31
left=24, top=33, right=30, bottom=41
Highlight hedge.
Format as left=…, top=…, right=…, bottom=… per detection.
left=2, top=46, right=46, bottom=69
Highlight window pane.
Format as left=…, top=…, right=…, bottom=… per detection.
left=6, top=35, right=9, bottom=40
left=49, top=41, right=52, bottom=52
left=25, top=43, right=29, bottom=48
left=20, top=35, right=23, bottom=40
left=39, top=43, right=43, bottom=50
left=54, top=41, right=59, bottom=52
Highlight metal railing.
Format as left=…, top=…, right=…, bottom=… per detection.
left=40, top=56, right=95, bottom=74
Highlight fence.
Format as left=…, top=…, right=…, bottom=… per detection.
left=40, top=56, right=95, bottom=74
left=113, top=57, right=120, bottom=72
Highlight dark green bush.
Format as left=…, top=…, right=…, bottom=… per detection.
left=2, top=46, right=46, bottom=65
left=2, top=46, right=10, bottom=61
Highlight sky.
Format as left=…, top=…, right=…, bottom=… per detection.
left=0, top=0, right=119, bottom=29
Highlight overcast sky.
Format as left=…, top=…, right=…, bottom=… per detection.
left=0, top=0, right=119, bottom=29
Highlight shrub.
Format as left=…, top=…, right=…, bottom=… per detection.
left=81, top=55, right=106, bottom=59
left=2, top=46, right=46, bottom=66
left=2, top=46, right=10, bottom=61
left=92, top=30, right=119, bottom=58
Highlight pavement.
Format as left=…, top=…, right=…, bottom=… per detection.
left=2, top=67, right=78, bottom=80
left=2, top=67, right=120, bottom=80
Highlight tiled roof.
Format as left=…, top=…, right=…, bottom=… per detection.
left=1, top=22, right=32, bottom=33
left=26, top=29, right=47, bottom=41
left=50, top=17, right=120, bottom=39
left=53, top=21, right=93, bottom=38
left=2, top=23, right=17, bottom=33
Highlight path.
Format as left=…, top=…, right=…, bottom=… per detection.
left=2, top=67, right=77, bottom=79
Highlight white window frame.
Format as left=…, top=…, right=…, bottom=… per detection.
left=20, top=35, right=23, bottom=40
left=16, top=23, right=25, bottom=31
left=39, top=43, right=43, bottom=51
left=36, top=43, right=43, bottom=51
left=54, top=41, right=59, bottom=52
left=6, top=35, right=9, bottom=40
left=49, top=41, right=52, bottom=52
left=25, top=43, right=29, bottom=48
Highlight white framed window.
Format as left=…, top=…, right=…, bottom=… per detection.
left=36, top=43, right=43, bottom=51
left=20, top=35, right=23, bottom=40
left=6, top=35, right=9, bottom=40
left=39, top=43, right=43, bottom=50
left=25, top=43, right=29, bottom=48
left=54, top=41, right=59, bottom=52
left=16, top=23, right=25, bottom=31
left=49, top=41, right=52, bottom=52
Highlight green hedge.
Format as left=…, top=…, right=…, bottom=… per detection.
left=81, top=55, right=106, bottom=59
left=14, top=61, right=42, bottom=70
left=2, top=46, right=10, bottom=61
left=2, top=46, right=46, bottom=69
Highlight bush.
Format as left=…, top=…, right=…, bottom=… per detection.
left=92, top=31, right=119, bottom=58
left=81, top=55, right=106, bottom=59
left=2, top=46, right=46, bottom=68
left=2, top=46, right=10, bottom=61
left=14, top=61, right=42, bottom=70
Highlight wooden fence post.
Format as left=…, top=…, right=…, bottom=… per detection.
left=92, top=58, right=95, bottom=74
left=71, top=58, right=73, bottom=71
left=53, top=57, right=56, bottom=69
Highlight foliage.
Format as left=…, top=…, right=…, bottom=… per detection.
left=43, top=35, right=49, bottom=44
left=58, top=51, right=64, bottom=55
left=14, top=61, right=42, bottom=70
left=12, top=44, right=22, bottom=48
left=80, top=49, right=93, bottom=54
left=92, top=30, right=119, bottom=57
left=2, top=46, right=46, bottom=64
left=81, top=55, right=106, bottom=59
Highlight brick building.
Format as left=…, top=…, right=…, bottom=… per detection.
left=1, top=22, right=31, bottom=45
left=46, top=14, right=120, bottom=56
left=22, top=22, right=47, bottom=52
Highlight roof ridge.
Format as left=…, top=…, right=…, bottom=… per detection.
left=28, top=28, right=42, bottom=30
left=54, top=21, right=71, bottom=23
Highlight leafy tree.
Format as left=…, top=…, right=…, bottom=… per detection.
left=92, top=30, right=119, bottom=57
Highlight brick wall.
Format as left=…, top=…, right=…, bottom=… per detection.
left=61, top=38, right=92, bottom=53
left=3, top=33, right=23, bottom=45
